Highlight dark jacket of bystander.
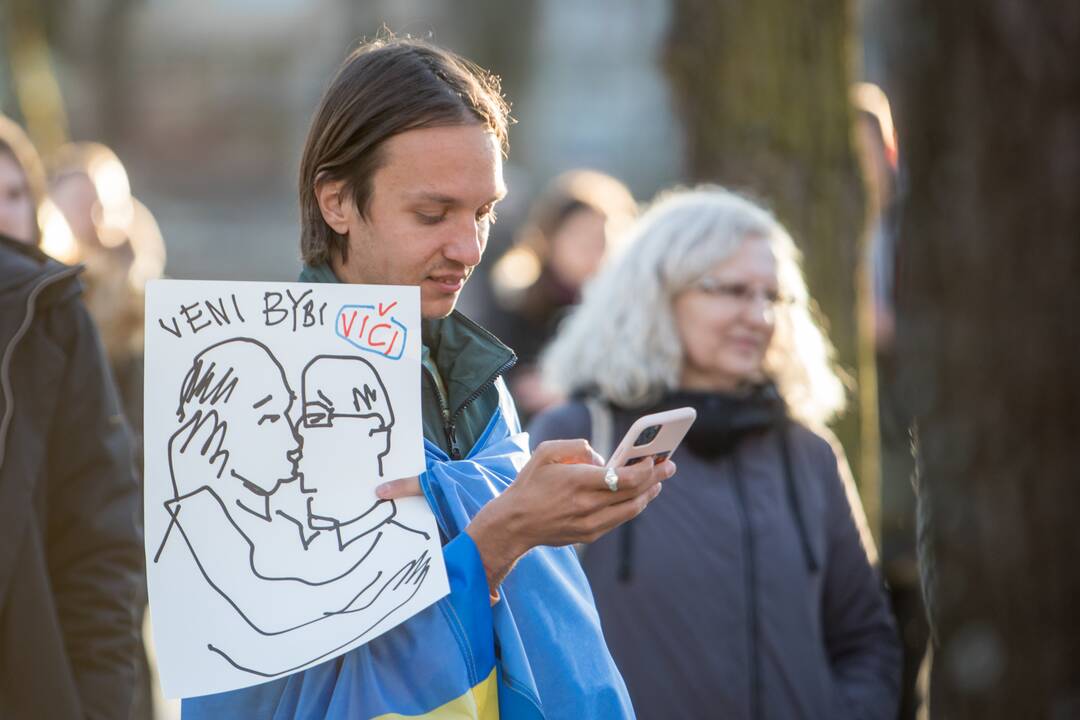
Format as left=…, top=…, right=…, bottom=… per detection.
left=0, top=235, right=142, bottom=719
left=529, top=391, right=901, bottom=720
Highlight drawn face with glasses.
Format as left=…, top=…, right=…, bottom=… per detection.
left=673, top=236, right=787, bottom=392
left=297, top=356, right=396, bottom=534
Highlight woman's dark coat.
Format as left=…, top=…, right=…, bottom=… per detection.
left=529, top=399, right=901, bottom=720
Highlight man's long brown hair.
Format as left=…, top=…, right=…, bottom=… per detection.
left=298, top=37, right=511, bottom=266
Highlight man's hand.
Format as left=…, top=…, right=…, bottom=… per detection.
left=467, top=439, right=673, bottom=593
left=374, top=439, right=676, bottom=595
left=376, top=475, right=421, bottom=500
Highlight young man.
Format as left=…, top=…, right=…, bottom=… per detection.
left=182, top=38, right=672, bottom=719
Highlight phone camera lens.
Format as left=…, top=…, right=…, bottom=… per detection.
left=634, top=425, right=661, bottom=447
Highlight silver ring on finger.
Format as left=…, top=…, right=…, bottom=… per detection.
left=603, top=467, right=619, bottom=493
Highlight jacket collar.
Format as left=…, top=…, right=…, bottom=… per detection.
left=0, top=237, right=83, bottom=355
left=298, top=263, right=515, bottom=417
left=0, top=235, right=82, bottom=299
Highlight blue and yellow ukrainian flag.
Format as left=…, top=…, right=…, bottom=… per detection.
left=182, top=530, right=510, bottom=719
left=182, top=394, right=631, bottom=719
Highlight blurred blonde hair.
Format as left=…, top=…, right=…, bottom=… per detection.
left=50, top=141, right=166, bottom=288
left=0, top=114, right=48, bottom=244
left=51, top=142, right=134, bottom=248
left=541, top=185, right=847, bottom=428
left=851, top=82, right=897, bottom=169
left=49, top=142, right=166, bottom=361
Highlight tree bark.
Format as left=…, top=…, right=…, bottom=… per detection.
left=663, top=0, right=877, bottom=527
left=891, top=2, right=1080, bottom=716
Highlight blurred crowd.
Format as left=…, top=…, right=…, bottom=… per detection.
left=0, top=114, right=166, bottom=718
left=0, top=66, right=921, bottom=719
left=0, top=117, right=164, bottom=431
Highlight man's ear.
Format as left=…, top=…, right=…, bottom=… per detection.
left=315, top=178, right=352, bottom=235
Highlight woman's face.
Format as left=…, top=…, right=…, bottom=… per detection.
left=673, top=237, right=780, bottom=392
left=548, top=207, right=608, bottom=290
left=0, top=152, right=36, bottom=244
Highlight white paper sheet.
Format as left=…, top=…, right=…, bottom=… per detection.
left=143, top=279, right=448, bottom=699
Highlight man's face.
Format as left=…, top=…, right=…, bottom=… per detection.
left=329, top=124, right=506, bottom=319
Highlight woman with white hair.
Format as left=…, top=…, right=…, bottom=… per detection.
left=530, top=186, right=900, bottom=719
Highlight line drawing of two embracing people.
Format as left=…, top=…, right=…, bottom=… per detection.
left=153, top=336, right=436, bottom=678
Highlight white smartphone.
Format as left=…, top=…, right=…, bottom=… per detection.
left=605, top=406, right=697, bottom=469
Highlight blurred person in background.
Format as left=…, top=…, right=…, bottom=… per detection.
left=0, top=215, right=143, bottom=715
left=0, top=114, right=46, bottom=247
left=0, top=114, right=78, bottom=262
left=49, top=141, right=166, bottom=720
left=50, top=141, right=166, bottom=439
left=531, top=187, right=901, bottom=719
left=488, top=169, right=636, bottom=421
left=854, top=82, right=926, bottom=720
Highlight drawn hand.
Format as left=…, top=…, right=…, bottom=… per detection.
left=465, top=439, right=675, bottom=592
left=341, top=547, right=431, bottom=614
left=375, top=475, right=421, bottom=499
left=168, top=410, right=230, bottom=498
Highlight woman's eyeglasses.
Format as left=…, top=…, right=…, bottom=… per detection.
left=692, top=277, right=793, bottom=309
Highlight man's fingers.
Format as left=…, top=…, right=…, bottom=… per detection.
left=533, top=439, right=603, bottom=466
left=376, top=475, right=422, bottom=500
left=558, top=460, right=674, bottom=520
left=615, top=462, right=656, bottom=494
left=580, top=482, right=663, bottom=541
left=595, top=459, right=677, bottom=497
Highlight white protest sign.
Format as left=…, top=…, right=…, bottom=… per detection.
left=144, top=279, right=448, bottom=699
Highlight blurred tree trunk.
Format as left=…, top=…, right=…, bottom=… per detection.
left=663, top=0, right=878, bottom=530
left=3, top=0, right=69, bottom=153
left=891, top=2, right=1080, bottom=717
left=95, top=0, right=139, bottom=148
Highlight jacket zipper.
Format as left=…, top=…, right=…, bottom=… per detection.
left=422, top=355, right=516, bottom=461
left=422, top=366, right=460, bottom=458
left=0, top=265, right=82, bottom=468
left=731, top=450, right=761, bottom=720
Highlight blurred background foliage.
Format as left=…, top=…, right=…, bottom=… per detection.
left=0, top=0, right=888, bottom=277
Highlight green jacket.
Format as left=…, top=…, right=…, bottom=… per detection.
left=298, top=263, right=517, bottom=459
